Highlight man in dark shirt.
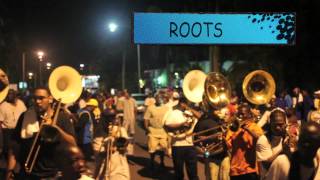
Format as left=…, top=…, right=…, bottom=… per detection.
left=9, top=87, right=76, bottom=180
left=193, top=109, right=229, bottom=180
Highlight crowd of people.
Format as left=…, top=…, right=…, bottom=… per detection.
left=2, top=66, right=320, bottom=180
left=142, top=87, right=320, bottom=180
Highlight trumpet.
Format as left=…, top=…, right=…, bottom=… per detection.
left=24, top=66, right=83, bottom=174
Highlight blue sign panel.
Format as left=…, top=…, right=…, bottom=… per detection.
left=133, top=13, right=295, bottom=45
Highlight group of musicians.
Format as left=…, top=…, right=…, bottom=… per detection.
left=143, top=86, right=320, bottom=180
left=2, top=66, right=320, bottom=180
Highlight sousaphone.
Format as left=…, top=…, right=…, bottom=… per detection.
left=49, top=65, right=83, bottom=104
left=242, top=70, right=275, bottom=105
left=182, top=70, right=207, bottom=103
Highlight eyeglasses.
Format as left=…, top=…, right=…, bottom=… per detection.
left=33, top=96, right=49, bottom=101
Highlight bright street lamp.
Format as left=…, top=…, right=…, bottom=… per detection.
left=80, top=64, right=85, bottom=71
left=37, top=51, right=44, bottom=61
left=46, top=62, right=52, bottom=70
left=28, top=72, right=34, bottom=79
left=108, top=22, right=118, bottom=32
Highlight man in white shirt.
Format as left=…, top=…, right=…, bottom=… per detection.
left=256, top=108, right=290, bottom=180
left=144, top=95, right=169, bottom=169
left=163, top=95, right=199, bottom=180
left=0, top=89, right=27, bottom=179
left=122, top=92, right=137, bottom=136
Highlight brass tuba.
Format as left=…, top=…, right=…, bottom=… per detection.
left=182, top=70, right=207, bottom=103
left=0, top=68, right=9, bottom=103
left=25, top=66, right=83, bottom=174
left=242, top=70, right=275, bottom=105
left=182, top=70, right=232, bottom=109
left=204, top=72, right=232, bottom=110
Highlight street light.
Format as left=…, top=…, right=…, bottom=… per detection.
left=108, top=22, right=142, bottom=92
left=37, top=51, right=45, bottom=86
left=46, top=62, right=52, bottom=70
left=37, top=51, right=44, bottom=61
left=28, top=72, right=34, bottom=79
left=80, top=64, right=85, bottom=71
left=108, top=22, right=118, bottom=32
left=108, top=22, right=126, bottom=90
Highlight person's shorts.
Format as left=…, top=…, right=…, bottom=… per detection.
left=2, top=129, right=15, bottom=153
left=148, top=135, right=168, bottom=153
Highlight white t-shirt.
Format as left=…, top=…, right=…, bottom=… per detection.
left=106, top=151, right=130, bottom=180
left=163, top=108, right=196, bottom=147
left=0, top=99, right=27, bottom=129
left=256, top=135, right=285, bottom=179
left=122, top=98, right=136, bottom=121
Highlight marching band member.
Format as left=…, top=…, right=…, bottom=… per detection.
left=256, top=108, right=291, bottom=180
left=193, top=107, right=230, bottom=180
left=104, top=137, right=130, bottom=180
left=10, top=86, right=76, bottom=180
left=225, top=103, right=264, bottom=180
left=163, top=93, right=199, bottom=180
left=143, top=94, right=169, bottom=169
left=95, top=116, right=130, bottom=180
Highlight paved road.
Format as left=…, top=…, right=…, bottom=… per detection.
left=126, top=115, right=206, bottom=180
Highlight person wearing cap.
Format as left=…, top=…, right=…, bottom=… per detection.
left=76, top=98, right=98, bottom=161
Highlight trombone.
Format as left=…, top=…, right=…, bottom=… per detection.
left=24, top=66, right=83, bottom=174
left=182, top=70, right=232, bottom=143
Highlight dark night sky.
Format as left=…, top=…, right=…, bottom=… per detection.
left=1, top=0, right=319, bottom=91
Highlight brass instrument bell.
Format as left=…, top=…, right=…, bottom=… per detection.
left=242, top=70, right=276, bottom=105
left=182, top=70, right=207, bottom=103
left=204, top=72, right=231, bottom=109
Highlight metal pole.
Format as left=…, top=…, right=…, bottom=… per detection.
left=39, top=58, right=42, bottom=86
left=122, top=50, right=126, bottom=90
left=137, top=44, right=141, bottom=93
left=22, top=52, right=26, bottom=82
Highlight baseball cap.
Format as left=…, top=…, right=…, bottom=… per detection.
left=86, top=98, right=98, bottom=107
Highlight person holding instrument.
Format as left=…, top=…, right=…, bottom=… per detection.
left=256, top=108, right=291, bottom=180
left=225, top=103, right=264, bottom=180
left=193, top=107, right=230, bottom=180
left=9, top=87, right=76, bottom=180
left=163, top=93, right=199, bottom=180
